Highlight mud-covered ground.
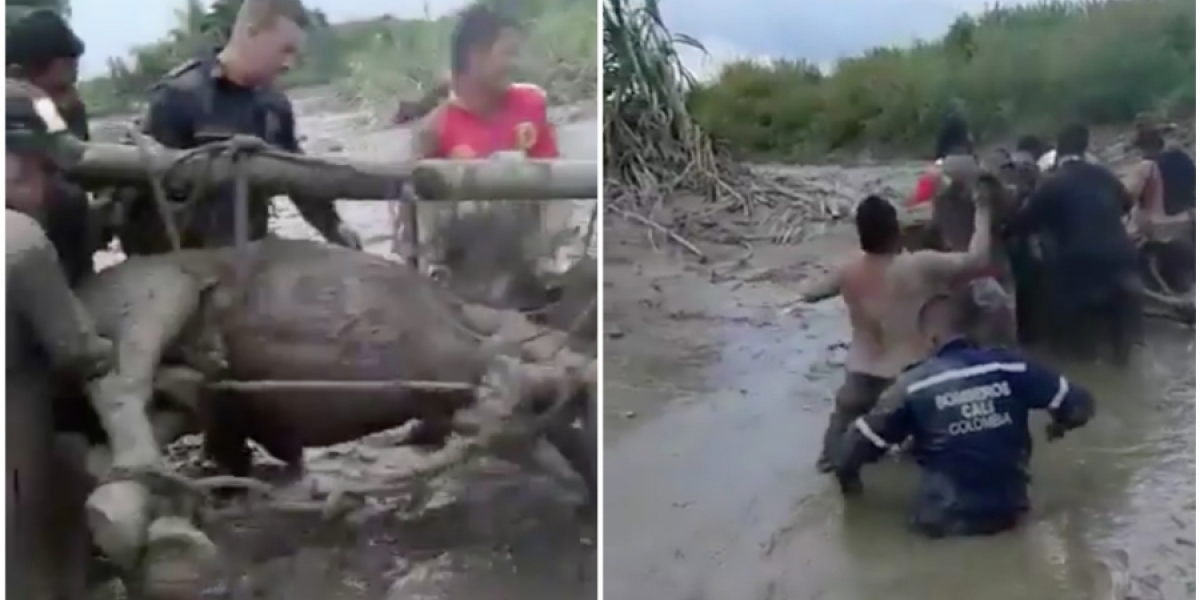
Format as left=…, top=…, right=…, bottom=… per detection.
left=91, top=87, right=598, bottom=599
left=603, top=159, right=1195, bottom=600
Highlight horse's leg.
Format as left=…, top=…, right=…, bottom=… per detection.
left=49, top=433, right=100, bottom=600
left=544, top=420, right=597, bottom=516
left=82, top=265, right=218, bottom=593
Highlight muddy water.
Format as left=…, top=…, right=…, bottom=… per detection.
left=604, top=201, right=1195, bottom=600
left=93, top=87, right=598, bottom=599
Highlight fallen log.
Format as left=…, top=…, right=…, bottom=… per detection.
left=63, top=139, right=598, bottom=201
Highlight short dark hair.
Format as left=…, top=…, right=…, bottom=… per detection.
left=855, top=194, right=900, bottom=254
left=1015, top=134, right=1045, bottom=158
left=451, top=5, right=518, bottom=75
left=7, top=9, right=84, bottom=73
left=1132, top=122, right=1165, bottom=153
left=233, top=0, right=309, bottom=38
left=935, top=113, right=972, bottom=160
left=1056, top=122, right=1090, bottom=156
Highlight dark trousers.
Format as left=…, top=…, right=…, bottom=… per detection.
left=1045, top=256, right=1142, bottom=364
left=818, top=372, right=893, bottom=470
left=909, top=471, right=1028, bottom=538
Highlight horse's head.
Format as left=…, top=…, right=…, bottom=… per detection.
left=424, top=206, right=568, bottom=312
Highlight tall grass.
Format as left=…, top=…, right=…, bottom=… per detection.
left=603, top=0, right=728, bottom=205
left=688, top=0, right=1196, bottom=160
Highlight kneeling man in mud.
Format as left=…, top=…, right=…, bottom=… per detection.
left=831, top=294, right=1094, bottom=537
left=783, top=182, right=1000, bottom=473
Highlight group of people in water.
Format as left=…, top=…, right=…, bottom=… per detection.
left=8, top=2, right=559, bottom=598
left=784, top=111, right=1195, bottom=538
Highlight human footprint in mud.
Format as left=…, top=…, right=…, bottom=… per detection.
left=831, top=293, right=1095, bottom=538
left=780, top=183, right=1001, bottom=473
left=6, top=78, right=114, bottom=600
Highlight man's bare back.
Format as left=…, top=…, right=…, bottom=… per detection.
left=789, top=188, right=996, bottom=380
left=838, top=252, right=940, bottom=377
left=788, top=189, right=996, bottom=472
left=833, top=248, right=991, bottom=378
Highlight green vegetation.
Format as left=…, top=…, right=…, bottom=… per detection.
left=339, top=0, right=596, bottom=119
left=687, top=0, right=1195, bottom=160
left=603, top=0, right=727, bottom=201
left=64, top=0, right=595, bottom=117
left=7, top=0, right=71, bottom=19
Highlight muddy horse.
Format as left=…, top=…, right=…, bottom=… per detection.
left=900, top=155, right=1194, bottom=357
left=14, top=138, right=598, bottom=599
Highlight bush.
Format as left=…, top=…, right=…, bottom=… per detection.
left=338, top=0, right=596, bottom=119
left=688, top=0, right=1196, bottom=160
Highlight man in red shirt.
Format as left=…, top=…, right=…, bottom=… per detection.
left=397, top=5, right=559, bottom=259
left=412, top=5, right=558, bottom=160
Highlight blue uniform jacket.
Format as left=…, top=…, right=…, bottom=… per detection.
left=834, top=338, right=1094, bottom=529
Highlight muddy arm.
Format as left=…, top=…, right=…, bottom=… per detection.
left=797, top=269, right=841, bottom=303
left=832, top=383, right=914, bottom=496
left=1014, top=358, right=1095, bottom=440
left=6, top=209, right=111, bottom=378
left=277, top=102, right=354, bottom=245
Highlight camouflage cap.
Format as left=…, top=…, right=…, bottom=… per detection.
left=6, top=78, right=82, bottom=168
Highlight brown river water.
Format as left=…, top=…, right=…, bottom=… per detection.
left=91, top=87, right=597, bottom=600
left=602, top=164, right=1196, bottom=600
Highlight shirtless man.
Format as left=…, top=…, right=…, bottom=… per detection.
left=1125, top=122, right=1194, bottom=292
left=782, top=187, right=996, bottom=472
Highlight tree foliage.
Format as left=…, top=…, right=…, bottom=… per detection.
left=76, top=0, right=595, bottom=117
left=7, top=0, right=70, bottom=18
left=687, top=0, right=1196, bottom=160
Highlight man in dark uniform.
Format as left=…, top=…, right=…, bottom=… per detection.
left=6, top=78, right=111, bottom=379
left=126, top=0, right=360, bottom=253
left=7, top=8, right=98, bottom=284
left=1008, top=122, right=1141, bottom=363
left=7, top=78, right=114, bottom=600
left=833, top=293, right=1094, bottom=538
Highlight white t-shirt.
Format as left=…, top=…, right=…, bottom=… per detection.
left=1036, top=149, right=1099, bottom=172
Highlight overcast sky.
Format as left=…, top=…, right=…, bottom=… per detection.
left=663, top=0, right=1041, bottom=79
left=73, top=0, right=1040, bottom=78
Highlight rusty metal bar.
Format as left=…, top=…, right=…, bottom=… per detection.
left=206, top=379, right=477, bottom=392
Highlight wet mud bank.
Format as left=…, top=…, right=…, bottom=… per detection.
left=90, top=88, right=598, bottom=599
left=603, top=163, right=1195, bottom=600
